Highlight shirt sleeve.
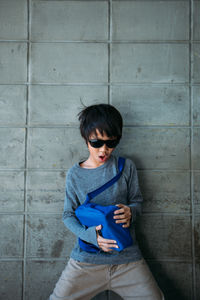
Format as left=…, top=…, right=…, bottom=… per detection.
left=62, top=171, right=99, bottom=247
left=127, top=160, right=143, bottom=223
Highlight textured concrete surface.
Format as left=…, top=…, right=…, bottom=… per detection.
left=111, top=43, right=189, bottom=83
left=31, top=1, right=108, bottom=41
left=0, top=261, right=23, bottom=300
left=30, top=43, right=108, bottom=83
left=26, top=215, right=75, bottom=258
left=0, top=43, right=27, bottom=84
left=138, top=171, right=190, bottom=213
left=0, top=215, right=24, bottom=257
left=137, top=215, right=192, bottom=260
left=193, top=86, right=200, bottom=125
left=148, top=261, right=193, bottom=300
left=112, top=85, right=190, bottom=126
left=0, top=128, right=25, bottom=169
left=194, top=172, right=200, bottom=214
left=194, top=2, right=200, bottom=41
left=0, top=1, right=199, bottom=300
left=193, top=44, right=200, bottom=83
left=112, top=1, right=189, bottom=40
left=0, top=171, right=24, bottom=212
left=117, top=127, right=190, bottom=169
left=27, top=171, right=66, bottom=212
left=0, top=85, right=27, bottom=125
left=29, top=85, right=108, bottom=125
left=193, top=128, right=200, bottom=169
left=0, top=0, right=27, bottom=40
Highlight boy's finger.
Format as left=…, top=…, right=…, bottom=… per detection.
left=102, top=247, right=113, bottom=252
left=113, top=213, right=126, bottom=219
left=122, top=223, right=130, bottom=228
left=115, top=218, right=127, bottom=224
left=96, top=224, right=102, bottom=230
left=99, top=242, right=119, bottom=249
left=99, top=237, right=117, bottom=244
left=114, top=208, right=124, bottom=215
left=116, top=204, right=124, bottom=208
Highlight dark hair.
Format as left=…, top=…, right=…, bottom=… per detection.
left=78, top=104, right=123, bottom=142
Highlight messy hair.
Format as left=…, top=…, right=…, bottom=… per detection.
left=78, top=104, right=123, bottom=142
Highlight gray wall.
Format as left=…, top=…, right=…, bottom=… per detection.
left=0, top=0, right=199, bottom=299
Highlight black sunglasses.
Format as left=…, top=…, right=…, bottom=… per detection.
left=88, top=139, right=119, bottom=149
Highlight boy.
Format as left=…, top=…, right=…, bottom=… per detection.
left=49, top=104, right=164, bottom=300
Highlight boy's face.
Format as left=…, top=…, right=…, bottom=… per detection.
left=87, top=129, right=117, bottom=167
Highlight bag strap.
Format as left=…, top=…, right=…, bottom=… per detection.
left=84, top=157, right=125, bottom=204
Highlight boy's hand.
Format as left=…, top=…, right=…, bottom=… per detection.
left=113, top=204, right=132, bottom=228
left=96, top=225, right=119, bottom=252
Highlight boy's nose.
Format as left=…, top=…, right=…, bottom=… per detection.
left=99, top=143, right=108, bottom=151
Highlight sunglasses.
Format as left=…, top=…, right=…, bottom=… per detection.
left=88, top=139, right=119, bottom=149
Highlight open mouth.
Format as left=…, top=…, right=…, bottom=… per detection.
left=99, top=155, right=108, bottom=162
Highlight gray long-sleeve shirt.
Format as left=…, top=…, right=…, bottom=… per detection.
left=62, top=154, right=143, bottom=264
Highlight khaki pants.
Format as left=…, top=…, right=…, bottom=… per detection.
left=49, top=258, right=164, bottom=300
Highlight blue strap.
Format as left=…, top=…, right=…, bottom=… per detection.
left=84, top=157, right=125, bottom=204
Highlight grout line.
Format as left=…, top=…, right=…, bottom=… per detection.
left=22, top=1, right=31, bottom=299
left=108, top=0, right=112, bottom=106
left=190, top=0, right=196, bottom=299
left=27, top=0, right=190, bottom=2
left=0, top=257, right=195, bottom=263
left=0, top=125, right=198, bottom=129
left=0, top=82, right=197, bottom=86
left=0, top=211, right=194, bottom=217
left=0, top=168, right=200, bottom=172
left=0, top=39, right=194, bottom=44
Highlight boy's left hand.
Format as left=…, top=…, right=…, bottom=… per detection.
left=113, top=204, right=132, bottom=228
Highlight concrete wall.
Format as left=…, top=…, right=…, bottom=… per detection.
left=0, top=0, right=199, bottom=299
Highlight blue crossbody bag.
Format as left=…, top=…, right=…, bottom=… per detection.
left=75, top=157, right=133, bottom=253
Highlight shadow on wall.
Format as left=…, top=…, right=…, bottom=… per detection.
left=136, top=227, right=191, bottom=300
left=91, top=290, right=123, bottom=300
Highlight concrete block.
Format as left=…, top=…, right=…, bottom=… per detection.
left=26, top=214, right=76, bottom=257
left=0, top=85, right=26, bottom=125
left=148, top=261, right=192, bottom=300
left=0, top=128, right=25, bottom=169
left=139, top=170, right=190, bottom=213
left=0, top=43, right=27, bottom=84
left=194, top=2, right=200, bottom=41
left=112, top=1, right=189, bottom=41
left=0, top=261, right=23, bottom=300
left=194, top=172, right=200, bottom=214
left=28, top=127, right=88, bottom=169
left=111, top=43, right=189, bottom=83
left=137, top=215, right=192, bottom=259
left=196, top=262, right=200, bottom=300
left=0, top=215, right=24, bottom=257
left=26, top=260, right=109, bottom=300
left=25, top=260, right=67, bottom=300
left=111, top=85, right=189, bottom=126
left=31, top=1, right=108, bottom=41
left=29, top=85, right=108, bottom=125
left=193, top=128, right=200, bottom=170
left=116, top=127, right=190, bottom=170
left=193, top=86, right=200, bottom=125
left=0, top=171, right=24, bottom=212
left=27, top=171, right=65, bottom=212
left=193, top=44, right=200, bottom=83
left=195, top=216, right=200, bottom=259
left=30, top=43, right=108, bottom=83
left=0, top=0, right=27, bottom=40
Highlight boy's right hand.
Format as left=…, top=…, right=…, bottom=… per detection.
left=96, top=225, right=119, bottom=252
